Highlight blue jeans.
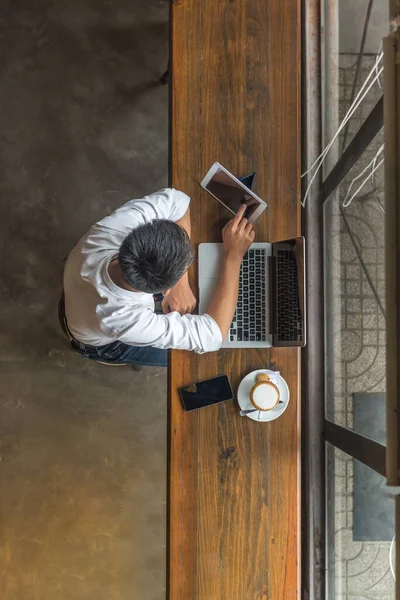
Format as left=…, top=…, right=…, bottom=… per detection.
left=73, top=339, right=168, bottom=367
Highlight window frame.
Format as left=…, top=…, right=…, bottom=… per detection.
left=302, top=1, right=400, bottom=598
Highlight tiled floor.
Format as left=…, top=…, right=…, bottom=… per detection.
left=325, top=54, right=396, bottom=599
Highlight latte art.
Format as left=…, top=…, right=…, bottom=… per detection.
left=252, top=384, right=279, bottom=410
left=250, top=373, right=280, bottom=411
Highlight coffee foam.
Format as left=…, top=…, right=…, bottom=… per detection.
left=252, top=384, right=278, bottom=410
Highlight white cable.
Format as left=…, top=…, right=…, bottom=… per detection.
left=343, top=157, right=384, bottom=208
left=342, top=161, right=375, bottom=206
left=308, top=64, right=383, bottom=178
left=302, top=53, right=383, bottom=180
left=342, top=144, right=384, bottom=207
left=371, top=143, right=384, bottom=172
left=372, top=144, right=385, bottom=214
left=302, top=54, right=383, bottom=177
left=302, top=65, right=384, bottom=207
left=376, top=42, right=383, bottom=90
left=389, top=534, right=396, bottom=581
left=301, top=64, right=383, bottom=205
left=342, top=156, right=384, bottom=207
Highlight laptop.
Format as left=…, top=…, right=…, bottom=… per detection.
left=199, top=237, right=306, bottom=348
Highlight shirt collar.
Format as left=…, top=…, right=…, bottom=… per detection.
left=102, top=255, right=152, bottom=302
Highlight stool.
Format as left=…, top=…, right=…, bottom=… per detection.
left=58, top=292, right=141, bottom=371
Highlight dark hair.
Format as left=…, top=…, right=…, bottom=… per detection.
left=118, top=219, right=194, bottom=294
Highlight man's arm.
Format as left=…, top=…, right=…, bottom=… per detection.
left=206, top=205, right=255, bottom=340
left=161, top=204, right=254, bottom=343
left=119, top=206, right=254, bottom=353
left=175, top=205, right=191, bottom=237
left=96, top=189, right=191, bottom=239
left=162, top=206, right=197, bottom=315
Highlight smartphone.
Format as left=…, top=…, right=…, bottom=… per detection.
left=179, top=374, right=234, bottom=412
left=200, top=162, right=267, bottom=224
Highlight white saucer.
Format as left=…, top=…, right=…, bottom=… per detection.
left=237, top=369, right=290, bottom=422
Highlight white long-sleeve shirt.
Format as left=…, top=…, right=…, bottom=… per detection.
left=64, top=189, right=222, bottom=353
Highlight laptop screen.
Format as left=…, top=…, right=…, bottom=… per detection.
left=272, top=237, right=306, bottom=347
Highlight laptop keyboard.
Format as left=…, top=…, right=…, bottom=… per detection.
left=229, top=248, right=267, bottom=343
left=276, top=249, right=303, bottom=343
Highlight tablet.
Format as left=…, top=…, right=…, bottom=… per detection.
left=201, top=162, right=267, bottom=224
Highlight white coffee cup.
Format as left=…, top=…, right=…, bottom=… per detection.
left=250, top=373, right=280, bottom=411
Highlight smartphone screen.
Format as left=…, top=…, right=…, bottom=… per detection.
left=204, top=167, right=260, bottom=219
left=179, top=375, right=233, bottom=411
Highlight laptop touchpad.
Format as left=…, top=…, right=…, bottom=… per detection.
left=198, top=243, right=224, bottom=279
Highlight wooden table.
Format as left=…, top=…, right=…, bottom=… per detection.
left=169, top=1, right=301, bottom=598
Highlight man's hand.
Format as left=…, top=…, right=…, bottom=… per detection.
left=162, top=275, right=197, bottom=315
left=222, top=204, right=255, bottom=261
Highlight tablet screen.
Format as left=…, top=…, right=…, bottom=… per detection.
left=204, top=167, right=260, bottom=218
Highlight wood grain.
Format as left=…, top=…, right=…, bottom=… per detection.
left=169, top=0, right=301, bottom=598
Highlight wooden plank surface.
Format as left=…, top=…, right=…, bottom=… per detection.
left=169, top=0, right=301, bottom=598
